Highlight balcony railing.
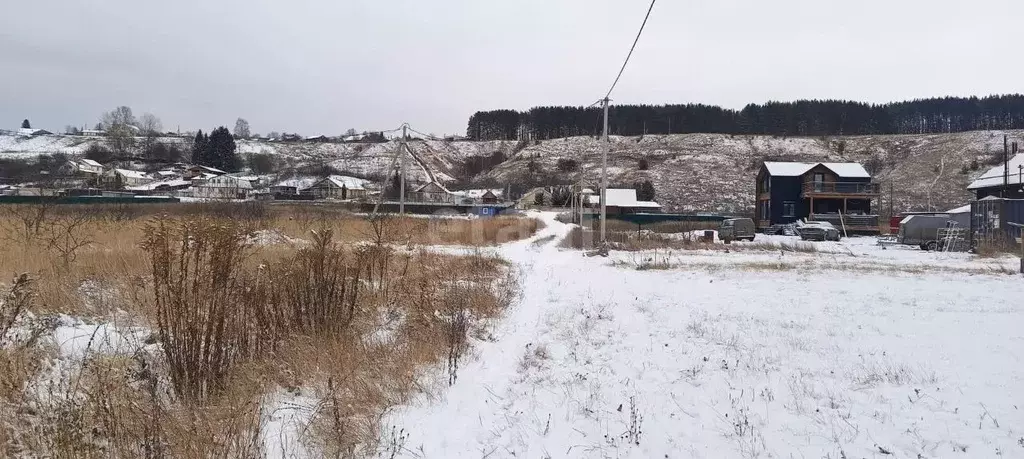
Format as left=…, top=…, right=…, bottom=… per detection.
left=809, top=213, right=881, bottom=233
left=802, top=182, right=880, bottom=196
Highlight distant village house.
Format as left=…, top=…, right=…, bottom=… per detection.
left=192, top=175, right=253, bottom=199
left=301, top=175, right=371, bottom=200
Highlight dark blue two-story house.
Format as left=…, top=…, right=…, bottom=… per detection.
left=755, top=162, right=880, bottom=233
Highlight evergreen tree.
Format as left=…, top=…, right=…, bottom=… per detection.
left=191, top=130, right=207, bottom=165
left=634, top=180, right=655, bottom=201
left=384, top=172, right=402, bottom=199
left=207, top=127, right=238, bottom=171
left=21, top=119, right=31, bottom=129
left=466, top=95, right=1024, bottom=140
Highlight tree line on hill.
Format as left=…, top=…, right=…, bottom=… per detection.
left=466, top=95, right=1024, bottom=140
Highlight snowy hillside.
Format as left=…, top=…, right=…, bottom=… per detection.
left=484, top=130, right=1024, bottom=214
left=3, top=130, right=1020, bottom=213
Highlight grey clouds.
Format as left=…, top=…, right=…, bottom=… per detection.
left=2, top=0, right=1022, bottom=136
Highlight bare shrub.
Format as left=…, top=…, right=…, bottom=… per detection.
left=1, top=203, right=55, bottom=245
left=442, top=290, right=470, bottom=386
left=267, top=228, right=363, bottom=336
left=1, top=274, right=33, bottom=343
left=43, top=214, right=96, bottom=269
left=141, top=216, right=262, bottom=403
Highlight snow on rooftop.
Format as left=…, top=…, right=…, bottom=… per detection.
left=17, top=128, right=50, bottom=136
left=274, top=177, right=319, bottom=189
left=115, top=169, right=148, bottom=179
left=451, top=189, right=502, bottom=199
left=126, top=179, right=190, bottom=191
left=820, top=162, right=871, bottom=178
left=967, top=154, right=1024, bottom=190
left=763, top=161, right=870, bottom=178
left=190, top=165, right=227, bottom=174
left=604, top=188, right=639, bottom=207
left=763, top=162, right=815, bottom=176
left=80, top=159, right=103, bottom=167
left=321, top=175, right=371, bottom=190
left=633, top=200, right=663, bottom=208
left=945, top=204, right=971, bottom=214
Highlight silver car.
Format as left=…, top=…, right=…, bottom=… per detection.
left=798, top=221, right=841, bottom=241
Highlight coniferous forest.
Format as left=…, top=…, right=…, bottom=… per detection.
left=466, top=95, right=1024, bottom=141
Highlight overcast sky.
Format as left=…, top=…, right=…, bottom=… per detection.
left=2, top=0, right=1022, bottom=136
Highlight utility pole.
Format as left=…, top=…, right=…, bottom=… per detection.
left=399, top=125, right=407, bottom=215
left=889, top=181, right=894, bottom=220
left=600, top=97, right=610, bottom=245
left=1003, top=135, right=1009, bottom=197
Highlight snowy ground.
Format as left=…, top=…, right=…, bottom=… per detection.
left=384, top=212, right=1024, bottom=458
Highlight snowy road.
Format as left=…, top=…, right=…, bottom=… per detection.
left=386, top=212, right=1024, bottom=459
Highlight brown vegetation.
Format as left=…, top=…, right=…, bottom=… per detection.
left=560, top=227, right=818, bottom=253
left=0, top=203, right=525, bottom=457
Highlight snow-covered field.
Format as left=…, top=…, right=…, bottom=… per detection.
left=385, top=212, right=1024, bottom=458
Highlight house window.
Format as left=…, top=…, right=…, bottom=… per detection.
left=761, top=200, right=770, bottom=220
left=761, top=176, right=770, bottom=193
left=813, top=173, right=825, bottom=192
left=783, top=201, right=795, bottom=217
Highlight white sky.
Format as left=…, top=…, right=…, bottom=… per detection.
left=2, top=0, right=1022, bottom=136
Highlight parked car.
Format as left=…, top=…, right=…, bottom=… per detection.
left=799, top=221, right=841, bottom=241
left=719, top=218, right=756, bottom=242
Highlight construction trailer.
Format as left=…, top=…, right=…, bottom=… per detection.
left=896, top=215, right=966, bottom=251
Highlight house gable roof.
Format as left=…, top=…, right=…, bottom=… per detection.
left=114, top=169, right=148, bottom=179
left=188, top=165, right=227, bottom=175
left=414, top=182, right=449, bottom=194
left=967, top=154, right=1024, bottom=190
left=762, top=161, right=870, bottom=179
left=80, top=159, right=103, bottom=168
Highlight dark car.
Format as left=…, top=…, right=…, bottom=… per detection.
left=719, top=218, right=756, bottom=242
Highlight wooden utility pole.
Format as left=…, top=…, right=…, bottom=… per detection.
left=600, top=97, right=610, bottom=245
left=399, top=125, right=407, bottom=215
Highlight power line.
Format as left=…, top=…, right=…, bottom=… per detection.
left=404, top=126, right=445, bottom=141
left=605, top=0, right=657, bottom=100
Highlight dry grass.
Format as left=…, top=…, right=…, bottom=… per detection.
left=975, top=239, right=1023, bottom=258
left=600, top=219, right=718, bottom=234
left=274, top=213, right=541, bottom=247
left=561, top=227, right=818, bottom=253
left=0, top=203, right=523, bottom=457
